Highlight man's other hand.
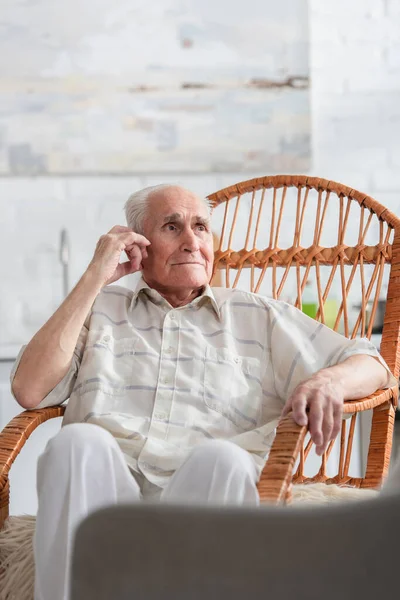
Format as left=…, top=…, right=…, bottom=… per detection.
left=281, top=371, right=344, bottom=456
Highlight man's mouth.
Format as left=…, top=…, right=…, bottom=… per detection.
left=172, top=262, right=204, bottom=266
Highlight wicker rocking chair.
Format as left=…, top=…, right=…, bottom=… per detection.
left=207, top=175, right=399, bottom=502
left=1, top=175, right=399, bottom=532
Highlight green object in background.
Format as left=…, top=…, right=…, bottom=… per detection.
left=302, top=299, right=338, bottom=329
left=301, top=281, right=339, bottom=329
left=324, top=298, right=339, bottom=329
left=302, top=302, right=317, bottom=319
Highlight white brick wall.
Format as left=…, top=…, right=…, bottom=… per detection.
left=310, top=0, right=400, bottom=200
left=1, top=0, right=400, bottom=355
left=3, top=1, right=399, bottom=512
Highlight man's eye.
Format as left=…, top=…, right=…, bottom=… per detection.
left=166, top=224, right=177, bottom=231
left=197, top=224, right=206, bottom=232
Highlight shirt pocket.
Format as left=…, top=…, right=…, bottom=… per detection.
left=203, top=346, right=262, bottom=431
left=76, top=330, right=139, bottom=396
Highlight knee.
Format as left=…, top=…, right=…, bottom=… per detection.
left=189, top=440, right=252, bottom=471
left=47, top=423, right=115, bottom=456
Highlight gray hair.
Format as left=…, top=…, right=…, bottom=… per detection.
left=124, top=184, right=213, bottom=234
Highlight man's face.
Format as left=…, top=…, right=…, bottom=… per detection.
left=141, top=186, right=214, bottom=292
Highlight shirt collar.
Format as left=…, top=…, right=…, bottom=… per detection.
left=130, top=277, right=221, bottom=319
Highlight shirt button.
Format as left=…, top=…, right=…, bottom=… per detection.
left=102, top=335, right=110, bottom=343
left=163, top=378, right=170, bottom=385
left=170, top=313, right=176, bottom=320
left=165, top=346, right=174, bottom=354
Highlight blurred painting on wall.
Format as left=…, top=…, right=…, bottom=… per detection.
left=0, top=0, right=310, bottom=175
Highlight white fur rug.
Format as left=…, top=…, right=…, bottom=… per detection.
left=0, top=515, right=35, bottom=600
left=291, top=482, right=378, bottom=505
left=0, top=484, right=379, bottom=600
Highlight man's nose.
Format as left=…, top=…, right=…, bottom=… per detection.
left=181, top=228, right=200, bottom=252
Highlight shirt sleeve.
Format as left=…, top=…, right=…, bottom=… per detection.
left=232, top=300, right=397, bottom=479
left=269, top=300, right=397, bottom=402
left=10, top=320, right=89, bottom=410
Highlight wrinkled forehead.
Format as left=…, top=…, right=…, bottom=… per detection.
left=147, top=186, right=210, bottom=222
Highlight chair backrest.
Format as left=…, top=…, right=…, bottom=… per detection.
left=207, top=175, right=400, bottom=484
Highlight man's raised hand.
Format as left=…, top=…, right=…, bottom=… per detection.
left=87, top=225, right=150, bottom=287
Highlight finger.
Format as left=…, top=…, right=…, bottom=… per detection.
left=108, top=225, right=133, bottom=234
left=129, top=257, right=141, bottom=272
left=281, top=400, right=292, bottom=418
left=308, top=400, right=324, bottom=451
left=125, top=246, right=144, bottom=269
left=291, top=393, right=308, bottom=427
left=126, top=243, right=148, bottom=260
left=123, top=232, right=151, bottom=247
left=319, top=404, right=334, bottom=455
left=125, top=244, right=142, bottom=259
left=331, top=404, right=343, bottom=440
left=115, top=260, right=139, bottom=279
left=127, top=251, right=143, bottom=271
left=110, top=230, right=151, bottom=248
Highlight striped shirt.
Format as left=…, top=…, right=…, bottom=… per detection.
left=11, top=278, right=394, bottom=488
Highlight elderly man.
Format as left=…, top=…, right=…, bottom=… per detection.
left=11, top=184, right=395, bottom=600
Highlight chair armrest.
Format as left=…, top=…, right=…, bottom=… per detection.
left=256, top=387, right=397, bottom=505
left=257, top=414, right=307, bottom=505
left=342, top=386, right=397, bottom=413
left=0, top=406, right=65, bottom=494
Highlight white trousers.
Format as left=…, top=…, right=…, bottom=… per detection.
left=34, top=423, right=259, bottom=600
